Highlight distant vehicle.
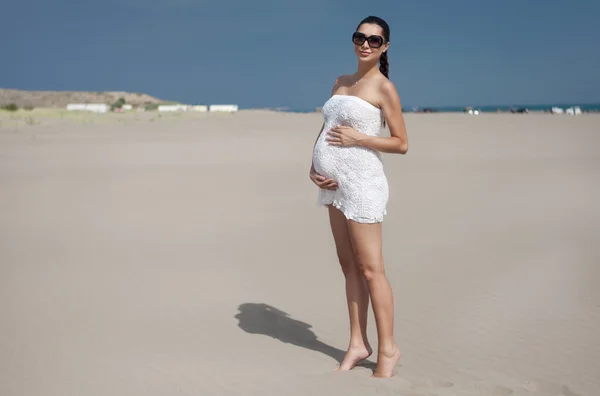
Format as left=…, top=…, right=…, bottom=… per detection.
left=463, top=107, right=480, bottom=115
left=412, top=107, right=437, bottom=113
left=510, top=107, right=529, bottom=113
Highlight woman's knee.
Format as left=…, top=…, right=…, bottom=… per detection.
left=355, top=256, right=384, bottom=282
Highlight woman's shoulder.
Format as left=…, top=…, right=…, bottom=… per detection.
left=364, top=76, right=399, bottom=107
left=376, top=77, right=400, bottom=102
left=331, top=74, right=353, bottom=93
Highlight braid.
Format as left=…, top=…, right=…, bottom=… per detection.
left=379, top=51, right=389, bottom=127
left=356, top=16, right=391, bottom=127
left=379, top=51, right=389, bottom=79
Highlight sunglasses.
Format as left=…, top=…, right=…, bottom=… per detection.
left=352, top=32, right=386, bottom=49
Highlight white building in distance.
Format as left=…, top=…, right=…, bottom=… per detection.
left=209, top=104, right=238, bottom=113
left=158, top=104, right=189, bottom=112
left=66, top=103, right=110, bottom=113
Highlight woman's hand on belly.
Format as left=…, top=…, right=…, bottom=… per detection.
left=325, top=125, right=365, bottom=147
left=309, top=165, right=338, bottom=190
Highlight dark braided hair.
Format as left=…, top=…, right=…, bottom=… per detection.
left=356, top=16, right=390, bottom=79
left=357, top=16, right=390, bottom=126
left=379, top=51, right=389, bottom=79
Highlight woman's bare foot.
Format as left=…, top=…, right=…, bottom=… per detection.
left=335, top=344, right=373, bottom=371
left=372, top=345, right=401, bottom=378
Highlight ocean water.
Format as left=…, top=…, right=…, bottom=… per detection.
left=413, top=103, right=600, bottom=113
left=272, top=103, right=600, bottom=114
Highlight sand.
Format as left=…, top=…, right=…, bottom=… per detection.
left=1, top=110, right=599, bottom=396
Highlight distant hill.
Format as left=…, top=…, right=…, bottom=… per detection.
left=0, top=88, right=168, bottom=108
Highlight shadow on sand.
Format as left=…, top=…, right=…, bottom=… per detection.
left=234, top=302, right=376, bottom=370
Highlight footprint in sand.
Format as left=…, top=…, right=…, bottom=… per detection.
left=392, top=376, right=454, bottom=395
left=395, top=377, right=513, bottom=396
left=392, top=375, right=581, bottom=396
left=522, top=380, right=581, bottom=396
left=411, top=378, right=455, bottom=389
left=460, top=381, right=514, bottom=396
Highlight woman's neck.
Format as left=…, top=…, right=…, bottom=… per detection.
left=355, top=61, right=380, bottom=81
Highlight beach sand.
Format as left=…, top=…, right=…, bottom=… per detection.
left=1, top=110, right=599, bottom=395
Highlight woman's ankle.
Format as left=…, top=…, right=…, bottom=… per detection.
left=378, top=341, right=398, bottom=357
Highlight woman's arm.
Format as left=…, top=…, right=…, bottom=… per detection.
left=309, top=122, right=325, bottom=172
left=359, top=80, right=408, bottom=154
left=312, top=122, right=325, bottom=153
left=309, top=78, right=343, bottom=190
left=326, top=79, right=408, bottom=155
left=311, top=76, right=344, bottom=168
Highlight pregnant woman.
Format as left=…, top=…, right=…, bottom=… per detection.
left=309, top=16, right=409, bottom=378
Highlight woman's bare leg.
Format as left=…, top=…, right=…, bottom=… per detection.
left=347, top=220, right=400, bottom=378
left=328, top=206, right=372, bottom=370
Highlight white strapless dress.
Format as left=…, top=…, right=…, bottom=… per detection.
left=312, top=94, right=389, bottom=223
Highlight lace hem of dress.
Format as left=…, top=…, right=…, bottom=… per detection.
left=318, top=198, right=386, bottom=224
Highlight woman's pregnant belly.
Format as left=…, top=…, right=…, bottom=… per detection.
left=312, top=132, right=383, bottom=183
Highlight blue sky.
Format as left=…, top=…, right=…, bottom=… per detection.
left=2, top=0, right=599, bottom=109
